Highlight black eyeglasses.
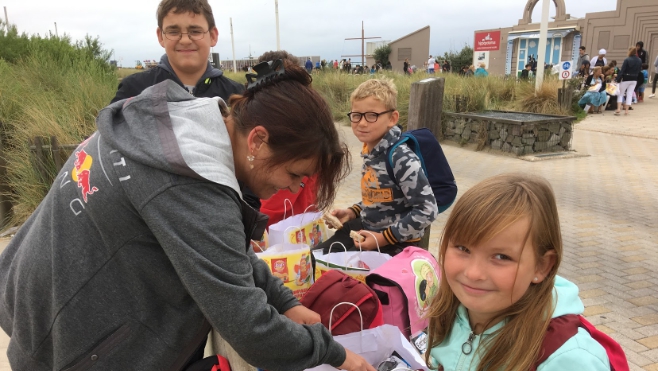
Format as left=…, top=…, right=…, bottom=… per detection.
left=347, top=109, right=395, bottom=123
left=162, top=29, right=209, bottom=41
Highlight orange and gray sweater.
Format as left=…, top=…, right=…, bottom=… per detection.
left=349, top=126, right=438, bottom=245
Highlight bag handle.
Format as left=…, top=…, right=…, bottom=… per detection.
left=297, top=204, right=318, bottom=227
left=328, top=302, right=364, bottom=334
left=355, top=230, right=381, bottom=254
left=283, top=198, right=294, bottom=219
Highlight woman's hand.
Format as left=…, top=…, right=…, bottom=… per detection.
left=353, top=231, right=387, bottom=251
left=283, top=305, right=321, bottom=325
left=339, top=349, right=377, bottom=371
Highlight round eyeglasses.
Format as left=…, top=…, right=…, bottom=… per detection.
left=347, top=109, right=395, bottom=123
left=162, top=29, right=209, bottom=41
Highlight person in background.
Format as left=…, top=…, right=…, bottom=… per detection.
left=608, top=60, right=619, bottom=75
left=111, top=0, right=244, bottom=104
left=474, top=63, right=489, bottom=77
left=442, top=60, right=451, bottom=73
left=636, top=41, right=647, bottom=64
left=520, top=63, right=532, bottom=81
left=111, top=0, right=259, bottom=210
left=638, top=63, right=649, bottom=102
left=465, top=65, right=475, bottom=77
left=589, top=49, right=607, bottom=71
left=428, top=55, right=436, bottom=74
left=577, top=61, right=592, bottom=89
left=403, top=58, right=410, bottom=75
left=615, top=47, right=642, bottom=116
left=577, top=46, right=590, bottom=69
left=305, top=57, right=313, bottom=74
left=650, top=54, right=658, bottom=98
left=578, top=66, right=607, bottom=114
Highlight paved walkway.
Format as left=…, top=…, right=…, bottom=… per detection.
left=0, top=99, right=657, bottom=370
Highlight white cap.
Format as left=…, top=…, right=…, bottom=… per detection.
left=599, top=49, right=607, bottom=55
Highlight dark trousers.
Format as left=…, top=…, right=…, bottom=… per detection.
left=315, top=218, right=416, bottom=256
left=653, top=73, right=658, bottom=94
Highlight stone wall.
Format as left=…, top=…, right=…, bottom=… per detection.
left=443, top=113, right=574, bottom=156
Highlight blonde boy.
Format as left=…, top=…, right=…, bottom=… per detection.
left=318, top=79, right=438, bottom=256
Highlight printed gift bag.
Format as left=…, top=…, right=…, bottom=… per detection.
left=313, top=242, right=391, bottom=284
left=268, top=211, right=328, bottom=249
left=305, top=302, right=428, bottom=371
left=256, top=243, right=313, bottom=299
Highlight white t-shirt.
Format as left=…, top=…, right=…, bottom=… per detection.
left=428, top=58, right=436, bottom=68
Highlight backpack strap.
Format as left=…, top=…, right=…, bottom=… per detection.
left=384, top=131, right=428, bottom=186
left=530, top=314, right=582, bottom=371
left=533, top=314, right=627, bottom=371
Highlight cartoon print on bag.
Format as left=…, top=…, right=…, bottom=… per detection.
left=294, top=253, right=312, bottom=286
left=412, top=259, right=439, bottom=313
left=271, top=258, right=290, bottom=282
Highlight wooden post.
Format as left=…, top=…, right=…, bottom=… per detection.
left=407, top=77, right=445, bottom=137
left=407, top=77, right=445, bottom=250
left=50, top=136, right=63, bottom=172
left=33, top=137, right=48, bottom=182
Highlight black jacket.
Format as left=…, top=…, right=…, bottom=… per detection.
left=617, top=56, right=642, bottom=83
left=111, top=55, right=245, bottom=103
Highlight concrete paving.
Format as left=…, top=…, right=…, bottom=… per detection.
left=0, top=98, right=657, bottom=370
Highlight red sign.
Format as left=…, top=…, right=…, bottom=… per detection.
left=474, top=31, right=501, bottom=51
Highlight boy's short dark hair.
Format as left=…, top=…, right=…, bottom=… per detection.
left=642, top=63, right=649, bottom=69
left=157, top=0, right=216, bottom=30
left=525, top=64, right=531, bottom=68
left=579, top=46, right=586, bottom=51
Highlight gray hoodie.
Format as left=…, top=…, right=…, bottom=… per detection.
left=0, top=80, right=345, bottom=371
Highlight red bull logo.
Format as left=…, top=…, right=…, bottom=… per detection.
left=72, top=150, right=99, bottom=202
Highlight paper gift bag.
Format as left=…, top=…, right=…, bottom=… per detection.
left=256, top=243, right=313, bottom=299
left=268, top=211, right=328, bottom=249
left=306, top=324, right=429, bottom=371
left=313, top=243, right=391, bottom=284
left=606, top=82, right=619, bottom=96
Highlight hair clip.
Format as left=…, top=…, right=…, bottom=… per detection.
left=246, top=59, right=285, bottom=91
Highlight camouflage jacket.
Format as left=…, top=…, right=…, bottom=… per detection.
left=349, top=126, right=438, bottom=245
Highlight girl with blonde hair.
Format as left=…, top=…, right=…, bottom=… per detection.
left=426, top=173, right=611, bottom=371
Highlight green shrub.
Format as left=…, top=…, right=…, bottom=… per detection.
left=0, top=26, right=116, bottom=226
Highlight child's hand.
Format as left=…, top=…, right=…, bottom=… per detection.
left=330, top=209, right=355, bottom=227
left=353, top=231, right=387, bottom=251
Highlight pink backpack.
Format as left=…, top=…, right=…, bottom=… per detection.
left=365, top=247, right=440, bottom=340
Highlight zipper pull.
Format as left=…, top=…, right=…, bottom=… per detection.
left=462, top=331, right=475, bottom=355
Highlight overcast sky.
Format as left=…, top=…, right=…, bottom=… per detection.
left=3, top=0, right=617, bottom=67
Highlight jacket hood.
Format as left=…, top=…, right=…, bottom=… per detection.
left=551, top=275, right=584, bottom=318
left=97, top=80, right=240, bottom=196
left=158, top=54, right=224, bottom=82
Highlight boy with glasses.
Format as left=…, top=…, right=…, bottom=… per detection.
left=111, top=0, right=244, bottom=104
left=318, top=79, right=438, bottom=256
left=111, top=0, right=259, bottom=209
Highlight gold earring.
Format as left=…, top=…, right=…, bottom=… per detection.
left=247, top=155, right=254, bottom=169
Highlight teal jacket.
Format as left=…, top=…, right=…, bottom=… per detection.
left=474, top=68, right=489, bottom=77
left=429, top=276, right=610, bottom=371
